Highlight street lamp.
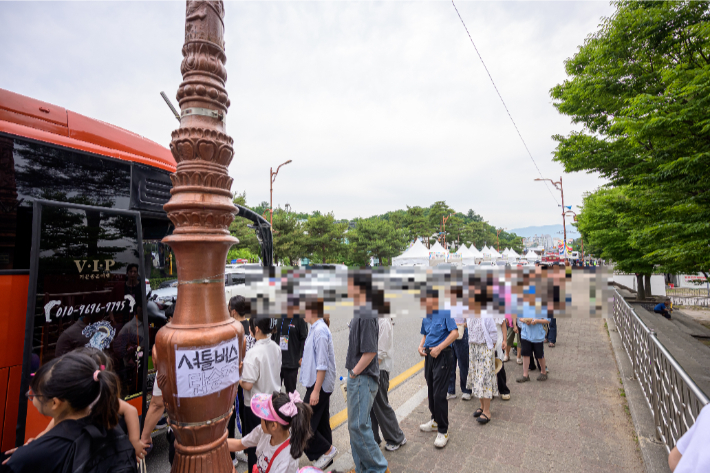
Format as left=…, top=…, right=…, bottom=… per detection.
left=534, top=176, right=568, bottom=251
left=270, top=160, right=292, bottom=227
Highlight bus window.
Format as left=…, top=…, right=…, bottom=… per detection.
left=0, top=136, right=133, bottom=271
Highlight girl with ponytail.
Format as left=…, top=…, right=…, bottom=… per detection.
left=4, top=348, right=147, bottom=464
left=228, top=391, right=313, bottom=473
left=1, top=350, right=136, bottom=473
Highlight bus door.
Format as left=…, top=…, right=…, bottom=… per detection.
left=15, top=199, right=149, bottom=446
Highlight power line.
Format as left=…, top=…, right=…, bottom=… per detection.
left=450, top=0, right=560, bottom=206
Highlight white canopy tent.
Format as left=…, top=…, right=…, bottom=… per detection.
left=524, top=250, right=540, bottom=261
left=392, top=240, right=431, bottom=266
left=457, top=244, right=479, bottom=265
left=429, top=241, right=449, bottom=254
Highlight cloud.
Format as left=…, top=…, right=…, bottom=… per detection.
left=0, top=1, right=614, bottom=228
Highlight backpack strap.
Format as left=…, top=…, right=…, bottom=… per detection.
left=263, top=439, right=290, bottom=473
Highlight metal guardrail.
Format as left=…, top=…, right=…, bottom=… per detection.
left=612, top=289, right=709, bottom=452
left=666, top=287, right=710, bottom=297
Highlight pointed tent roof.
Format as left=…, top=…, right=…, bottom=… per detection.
left=429, top=241, right=448, bottom=254
left=393, top=239, right=430, bottom=261
left=508, top=249, right=520, bottom=258
left=468, top=245, right=482, bottom=257
left=525, top=250, right=539, bottom=260
left=456, top=244, right=476, bottom=259
left=502, top=248, right=510, bottom=256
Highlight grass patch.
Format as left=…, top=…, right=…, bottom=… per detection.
left=619, top=387, right=626, bottom=397
left=604, top=319, right=610, bottom=337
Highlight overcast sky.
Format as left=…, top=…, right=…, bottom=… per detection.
left=0, top=1, right=614, bottom=229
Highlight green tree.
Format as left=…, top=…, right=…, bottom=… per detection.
left=271, top=207, right=305, bottom=266
left=304, top=213, right=347, bottom=264
left=576, top=187, right=655, bottom=298
left=347, top=218, right=408, bottom=266
left=403, top=206, right=432, bottom=245
left=551, top=1, right=710, bottom=278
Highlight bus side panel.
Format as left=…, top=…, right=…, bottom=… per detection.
left=126, top=395, right=143, bottom=417
left=1, top=366, right=22, bottom=452
left=22, top=398, right=50, bottom=444
left=0, top=275, right=29, bottom=369
left=0, top=368, right=7, bottom=450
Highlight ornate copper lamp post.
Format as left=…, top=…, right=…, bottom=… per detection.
left=155, top=1, right=241, bottom=471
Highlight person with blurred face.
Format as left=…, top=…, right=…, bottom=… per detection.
left=418, top=289, right=459, bottom=448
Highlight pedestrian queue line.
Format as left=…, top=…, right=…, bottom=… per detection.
left=329, top=360, right=425, bottom=430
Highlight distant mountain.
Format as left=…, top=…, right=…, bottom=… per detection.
left=509, top=224, right=579, bottom=239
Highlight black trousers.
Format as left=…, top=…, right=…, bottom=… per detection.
left=424, top=347, right=453, bottom=434
left=496, top=357, right=510, bottom=395
left=242, top=404, right=261, bottom=471
left=281, top=367, right=299, bottom=394
left=655, top=309, right=671, bottom=319
left=304, top=386, right=333, bottom=461
left=226, top=386, right=245, bottom=460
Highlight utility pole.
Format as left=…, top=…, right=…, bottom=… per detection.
left=442, top=214, right=452, bottom=249
left=535, top=176, right=568, bottom=255
left=270, top=160, right=292, bottom=227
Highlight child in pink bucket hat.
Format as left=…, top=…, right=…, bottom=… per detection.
left=229, top=391, right=312, bottom=473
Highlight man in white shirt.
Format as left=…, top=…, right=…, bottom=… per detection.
left=369, top=306, right=407, bottom=451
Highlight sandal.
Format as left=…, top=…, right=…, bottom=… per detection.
left=549, top=343, right=555, bottom=348
left=516, top=375, right=530, bottom=383
left=476, top=413, right=490, bottom=424
left=537, top=373, right=548, bottom=381
left=473, top=408, right=483, bottom=418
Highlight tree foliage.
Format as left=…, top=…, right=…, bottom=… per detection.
left=347, top=218, right=408, bottom=266
left=551, top=1, right=710, bottom=276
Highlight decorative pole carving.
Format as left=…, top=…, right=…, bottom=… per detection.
left=155, top=1, right=240, bottom=472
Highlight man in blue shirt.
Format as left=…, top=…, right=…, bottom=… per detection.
left=418, top=289, right=459, bottom=448
left=654, top=299, right=672, bottom=319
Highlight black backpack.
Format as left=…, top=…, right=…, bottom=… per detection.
left=62, top=423, right=137, bottom=473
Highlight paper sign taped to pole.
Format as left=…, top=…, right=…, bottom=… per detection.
left=175, top=337, right=240, bottom=398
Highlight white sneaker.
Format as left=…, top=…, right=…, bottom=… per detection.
left=461, top=393, right=472, bottom=401
left=516, top=358, right=523, bottom=365
left=233, top=451, right=248, bottom=465
left=501, top=394, right=511, bottom=401
left=419, top=419, right=438, bottom=432
left=446, top=392, right=457, bottom=400
left=313, top=446, right=337, bottom=470
left=503, top=354, right=510, bottom=362
left=434, top=432, right=449, bottom=448
left=385, top=437, right=407, bottom=451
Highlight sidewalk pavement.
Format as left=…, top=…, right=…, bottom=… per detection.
left=380, top=317, right=645, bottom=473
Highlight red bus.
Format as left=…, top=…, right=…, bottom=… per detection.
left=0, top=88, right=175, bottom=451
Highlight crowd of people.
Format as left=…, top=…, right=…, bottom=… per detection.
left=3, top=267, right=709, bottom=473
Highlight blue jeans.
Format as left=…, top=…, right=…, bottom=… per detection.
left=548, top=318, right=557, bottom=344
left=448, top=326, right=472, bottom=395
left=347, top=373, right=388, bottom=473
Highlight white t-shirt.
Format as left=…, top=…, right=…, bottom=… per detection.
left=241, top=425, right=298, bottom=473
left=675, top=403, right=710, bottom=473
left=153, top=371, right=162, bottom=396
left=241, top=338, right=282, bottom=405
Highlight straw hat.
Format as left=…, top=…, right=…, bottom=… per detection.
left=495, top=358, right=503, bottom=374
